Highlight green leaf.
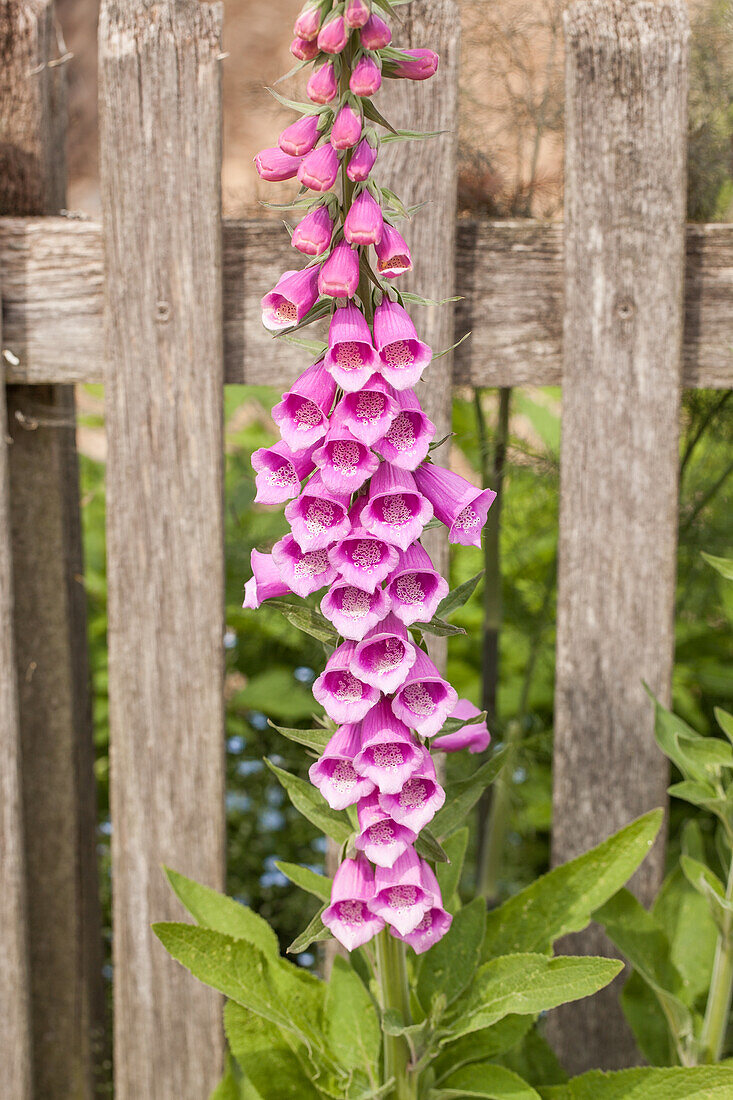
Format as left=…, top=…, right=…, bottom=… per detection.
left=164, top=867, right=279, bottom=958
left=437, top=571, right=484, bottom=618
left=702, top=551, right=733, bottom=580
left=381, top=127, right=449, bottom=144
left=498, top=1030, right=568, bottom=1088
left=431, top=330, right=473, bottom=362
left=432, top=1063, right=541, bottom=1099
left=413, top=616, right=467, bottom=637
left=288, top=906, right=332, bottom=953
left=620, top=971, right=677, bottom=1066
left=267, top=601, right=339, bottom=645
left=325, top=956, right=381, bottom=1077
left=538, top=1066, right=733, bottom=1099
left=436, top=827, right=469, bottom=903
left=429, top=433, right=454, bottom=453
left=266, top=86, right=324, bottom=116
left=435, top=710, right=488, bottom=737
left=361, top=98, right=398, bottom=134
left=269, top=722, right=332, bottom=753
left=400, top=291, right=463, bottom=307
left=276, top=861, right=332, bottom=902
left=265, top=759, right=352, bottom=844
left=679, top=855, right=732, bottom=932
left=415, top=826, right=450, bottom=863
left=224, top=1003, right=323, bottom=1100
left=281, top=334, right=328, bottom=356
left=418, top=898, right=486, bottom=1009
left=433, top=1018, right=534, bottom=1084
left=716, top=708, right=733, bottom=745
left=667, top=780, right=720, bottom=808
left=433, top=752, right=507, bottom=839
left=680, top=738, right=733, bottom=770
left=482, top=810, right=663, bottom=958
left=209, top=1054, right=242, bottom=1100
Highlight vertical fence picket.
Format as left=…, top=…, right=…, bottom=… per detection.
left=0, top=2, right=104, bottom=1095
left=98, top=1, right=226, bottom=1095
left=550, top=0, right=690, bottom=1072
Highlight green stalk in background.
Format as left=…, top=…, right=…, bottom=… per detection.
left=376, top=930, right=417, bottom=1100
left=700, top=857, right=733, bottom=1062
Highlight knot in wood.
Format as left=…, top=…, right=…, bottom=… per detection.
left=155, top=300, right=171, bottom=323
left=614, top=294, right=635, bottom=322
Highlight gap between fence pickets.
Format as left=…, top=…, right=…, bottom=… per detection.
left=0, top=217, right=732, bottom=390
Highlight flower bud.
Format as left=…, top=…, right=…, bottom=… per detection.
left=345, top=0, right=370, bottom=28
left=350, top=55, right=382, bottom=96
left=331, top=104, right=362, bottom=150
left=293, top=4, right=321, bottom=41
left=278, top=114, right=320, bottom=157
left=360, top=13, right=391, bottom=49
left=307, top=61, right=338, bottom=104
left=317, top=14, right=348, bottom=54
left=344, top=189, right=384, bottom=246
left=292, top=205, right=334, bottom=256
left=319, top=241, right=360, bottom=299
left=389, top=48, right=439, bottom=80
left=298, top=143, right=340, bottom=191
left=290, top=36, right=319, bottom=60
left=346, top=136, right=378, bottom=181
left=254, top=146, right=302, bottom=182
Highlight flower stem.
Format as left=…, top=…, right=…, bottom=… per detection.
left=699, top=856, right=733, bottom=1062
left=376, top=930, right=417, bottom=1099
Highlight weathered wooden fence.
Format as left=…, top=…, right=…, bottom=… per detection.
left=1, top=0, right=732, bottom=1094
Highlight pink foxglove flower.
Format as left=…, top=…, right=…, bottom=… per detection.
left=254, top=147, right=303, bottom=182
left=360, top=13, right=392, bottom=49
left=278, top=114, right=320, bottom=157
left=261, top=267, right=320, bottom=332
left=324, top=303, right=380, bottom=391
left=335, top=374, right=397, bottom=444
left=385, top=541, right=449, bottom=625
left=368, top=848, right=432, bottom=936
left=389, top=48, right=439, bottom=80
left=391, top=864, right=452, bottom=953
left=321, top=578, right=389, bottom=640
left=242, top=550, right=293, bottom=609
left=251, top=440, right=316, bottom=504
left=379, top=751, right=446, bottom=833
left=324, top=856, right=385, bottom=950
left=347, top=135, right=378, bottom=181
left=361, top=463, right=433, bottom=550
left=298, top=143, right=340, bottom=191
left=372, top=388, right=435, bottom=469
left=291, top=36, right=319, bottom=61
left=432, top=698, right=491, bottom=754
left=313, top=640, right=380, bottom=723
left=293, top=4, right=321, bottom=41
left=414, top=463, right=497, bottom=548
left=344, top=189, right=384, bottom=246
left=317, top=14, right=348, bottom=54
left=308, top=724, right=375, bottom=810
left=391, top=648, right=459, bottom=737
left=345, top=0, right=370, bottom=28
left=271, top=534, right=337, bottom=598
left=350, top=55, right=382, bottom=96
left=319, top=241, right=360, bottom=299
left=375, top=223, right=413, bottom=278
left=307, top=61, right=339, bottom=104
left=351, top=611, right=416, bottom=693
left=271, top=362, right=336, bottom=450
left=374, top=298, right=432, bottom=389
left=284, top=472, right=351, bottom=550
left=313, top=425, right=379, bottom=493
left=328, top=527, right=399, bottom=591
left=331, top=104, right=362, bottom=150
left=354, top=699, right=423, bottom=793
left=292, top=205, right=334, bottom=256
left=355, top=792, right=416, bottom=868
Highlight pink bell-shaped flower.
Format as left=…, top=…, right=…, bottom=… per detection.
left=307, top=61, right=339, bottom=104
left=291, top=36, right=319, bottom=61
left=391, top=647, right=459, bottom=737
left=271, top=362, right=336, bottom=450
left=328, top=525, right=399, bottom=592
left=389, top=48, right=439, bottom=81
left=294, top=4, right=321, bottom=41
left=313, top=425, right=379, bottom=494
left=351, top=611, right=417, bottom=694
left=360, top=12, right=391, bottom=49
left=324, top=856, right=385, bottom=950
left=373, top=298, right=432, bottom=390
left=309, top=724, right=375, bottom=810
left=361, top=463, right=433, bottom=550
left=391, top=864, right=452, bottom=953
left=350, top=55, right=382, bottom=96
left=432, top=698, right=491, bottom=754
left=317, top=14, right=348, bottom=54
left=345, top=0, right=370, bottom=28
left=368, top=848, right=432, bottom=936
left=271, top=534, right=338, bottom=598
left=278, top=114, right=320, bottom=157
left=254, top=147, right=303, bottom=182
left=324, top=303, right=380, bottom=392
left=298, top=143, right=340, bottom=191
left=347, top=136, right=378, bottom=182
left=385, top=541, right=449, bottom=625
left=251, top=440, right=316, bottom=504
left=242, top=550, right=293, bottom=609
left=379, top=751, right=446, bottom=833
left=354, top=698, right=423, bottom=794
left=344, top=189, right=384, bottom=246
left=313, top=640, right=380, bottom=724
left=336, top=374, right=398, bottom=445
left=354, top=792, right=416, bottom=868
left=375, top=223, right=413, bottom=278
left=321, top=579, right=389, bottom=640
left=413, top=462, right=497, bottom=548
left=331, top=104, right=362, bottom=150
left=292, top=205, right=334, bottom=257
left=284, top=471, right=351, bottom=551
left=319, top=241, right=360, bottom=299
left=261, top=267, right=320, bottom=332
left=372, top=388, right=435, bottom=470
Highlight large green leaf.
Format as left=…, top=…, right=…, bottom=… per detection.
left=432, top=752, right=507, bottom=839
left=701, top=551, right=733, bottom=580
left=265, top=760, right=352, bottom=844
left=324, top=957, right=381, bottom=1079
left=482, top=811, right=662, bottom=958
left=538, top=1066, right=733, bottom=1099
left=269, top=722, right=332, bottom=753
left=436, top=827, right=469, bottom=905
left=620, top=972, right=677, bottom=1067
left=497, top=1030, right=568, bottom=1088
left=432, top=1018, right=534, bottom=1084
left=431, top=1063, right=541, bottom=1099
left=437, top=571, right=484, bottom=618
left=447, top=954, right=622, bottom=1039
left=164, top=868, right=279, bottom=958
left=418, top=898, right=486, bottom=1010
left=653, top=867, right=717, bottom=1006
left=209, top=1054, right=243, bottom=1100
left=224, top=1003, right=323, bottom=1100
left=276, top=861, right=332, bottom=903
left=268, top=601, right=339, bottom=646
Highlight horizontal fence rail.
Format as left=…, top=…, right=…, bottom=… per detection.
left=1, top=217, right=732, bottom=391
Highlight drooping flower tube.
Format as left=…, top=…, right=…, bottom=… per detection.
left=291, top=35, right=319, bottom=61
left=317, top=13, right=348, bottom=53
left=372, top=387, right=435, bottom=469
left=255, top=147, right=302, bottom=182
left=284, top=471, right=351, bottom=551
left=344, top=189, right=384, bottom=246
left=387, top=48, right=439, bottom=80
left=324, top=303, right=380, bottom=392
left=278, top=114, right=321, bottom=157
left=345, top=0, right=370, bottom=28
left=313, top=640, right=380, bottom=724
left=323, top=856, right=385, bottom=950
left=361, top=462, right=433, bottom=550
left=292, top=204, right=334, bottom=256
left=360, top=12, right=391, bottom=49
left=251, top=439, right=316, bottom=503
left=313, top=425, right=379, bottom=494
left=368, top=847, right=432, bottom=936
left=375, top=223, right=413, bottom=278
left=307, top=61, right=339, bottom=104
left=328, top=525, right=399, bottom=591
left=308, top=723, right=375, bottom=809
left=271, top=362, right=336, bottom=450
left=331, top=104, right=362, bottom=149
left=299, top=143, right=340, bottom=191
left=354, top=698, right=423, bottom=793
left=379, top=750, right=446, bottom=833
left=385, top=541, right=449, bottom=625
left=390, top=864, right=452, bottom=954
left=355, top=791, right=416, bottom=868
left=350, top=55, right=382, bottom=96
left=319, top=241, right=360, bottom=298
left=242, top=550, right=292, bottom=609
left=373, top=298, right=432, bottom=389
left=351, top=612, right=417, bottom=694
left=261, top=267, right=320, bottom=332
left=293, top=4, right=321, bottom=41
left=271, top=534, right=338, bottom=598
left=432, top=698, right=491, bottom=754
left=335, top=374, right=398, bottom=445
left=347, top=135, right=378, bottom=181
left=391, top=647, right=459, bottom=737
left=320, top=578, right=389, bottom=640
left=413, top=462, right=497, bottom=548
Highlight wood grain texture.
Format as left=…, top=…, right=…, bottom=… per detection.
left=549, top=0, right=690, bottom=1073
left=99, top=2, right=226, bottom=1096
left=1, top=3, right=104, bottom=1096
left=2, top=216, right=732, bottom=389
